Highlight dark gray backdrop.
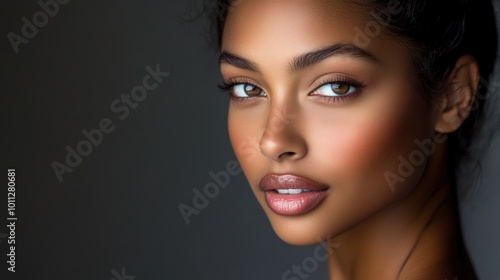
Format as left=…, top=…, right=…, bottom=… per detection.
left=1, top=1, right=499, bottom=279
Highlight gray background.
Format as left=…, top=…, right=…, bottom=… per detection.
left=1, top=0, right=499, bottom=279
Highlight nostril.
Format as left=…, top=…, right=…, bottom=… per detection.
left=278, top=151, right=296, bottom=160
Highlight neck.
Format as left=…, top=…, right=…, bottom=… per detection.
left=326, top=144, right=472, bottom=280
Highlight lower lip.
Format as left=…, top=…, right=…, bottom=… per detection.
left=263, top=190, right=328, bottom=215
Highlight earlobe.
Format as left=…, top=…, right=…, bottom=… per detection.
left=434, top=55, right=480, bottom=133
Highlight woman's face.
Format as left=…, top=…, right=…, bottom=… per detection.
left=220, top=0, right=440, bottom=245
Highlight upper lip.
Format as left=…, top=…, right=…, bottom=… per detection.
left=259, top=174, right=329, bottom=192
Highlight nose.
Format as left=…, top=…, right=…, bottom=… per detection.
left=259, top=107, right=307, bottom=162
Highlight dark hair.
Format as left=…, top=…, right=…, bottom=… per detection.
left=205, top=0, right=498, bottom=180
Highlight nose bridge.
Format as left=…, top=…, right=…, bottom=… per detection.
left=265, top=99, right=297, bottom=135
left=259, top=97, right=305, bottom=161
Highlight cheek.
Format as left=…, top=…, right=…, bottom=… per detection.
left=228, top=105, right=266, bottom=180
left=310, top=91, right=431, bottom=206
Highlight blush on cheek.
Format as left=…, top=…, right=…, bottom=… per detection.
left=228, top=109, right=260, bottom=163
left=228, top=111, right=268, bottom=191
left=314, top=101, right=428, bottom=196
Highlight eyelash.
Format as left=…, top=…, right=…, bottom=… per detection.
left=218, top=76, right=365, bottom=104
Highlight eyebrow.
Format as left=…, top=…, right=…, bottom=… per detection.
left=219, top=51, right=259, bottom=72
left=219, top=43, right=381, bottom=74
left=290, top=43, right=380, bottom=73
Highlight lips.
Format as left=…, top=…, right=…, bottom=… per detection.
left=259, top=174, right=329, bottom=215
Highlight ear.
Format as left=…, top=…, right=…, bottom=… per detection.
left=434, top=55, right=480, bottom=133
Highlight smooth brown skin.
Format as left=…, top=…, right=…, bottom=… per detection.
left=219, top=0, right=480, bottom=279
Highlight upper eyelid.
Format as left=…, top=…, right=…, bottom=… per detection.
left=226, top=76, right=260, bottom=85
left=311, top=73, right=361, bottom=86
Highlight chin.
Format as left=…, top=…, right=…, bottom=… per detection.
left=263, top=208, right=341, bottom=246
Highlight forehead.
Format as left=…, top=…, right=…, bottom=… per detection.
left=222, top=0, right=371, bottom=48
left=221, top=0, right=407, bottom=67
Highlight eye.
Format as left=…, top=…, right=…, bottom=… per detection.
left=314, top=82, right=358, bottom=96
left=233, top=83, right=265, bottom=97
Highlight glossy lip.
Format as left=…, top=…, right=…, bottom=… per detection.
left=259, top=174, right=330, bottom=215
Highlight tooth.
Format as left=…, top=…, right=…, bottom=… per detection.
left=288, top=189, right=303, bottom=194
left=275, top=189, right=313, bottom=194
